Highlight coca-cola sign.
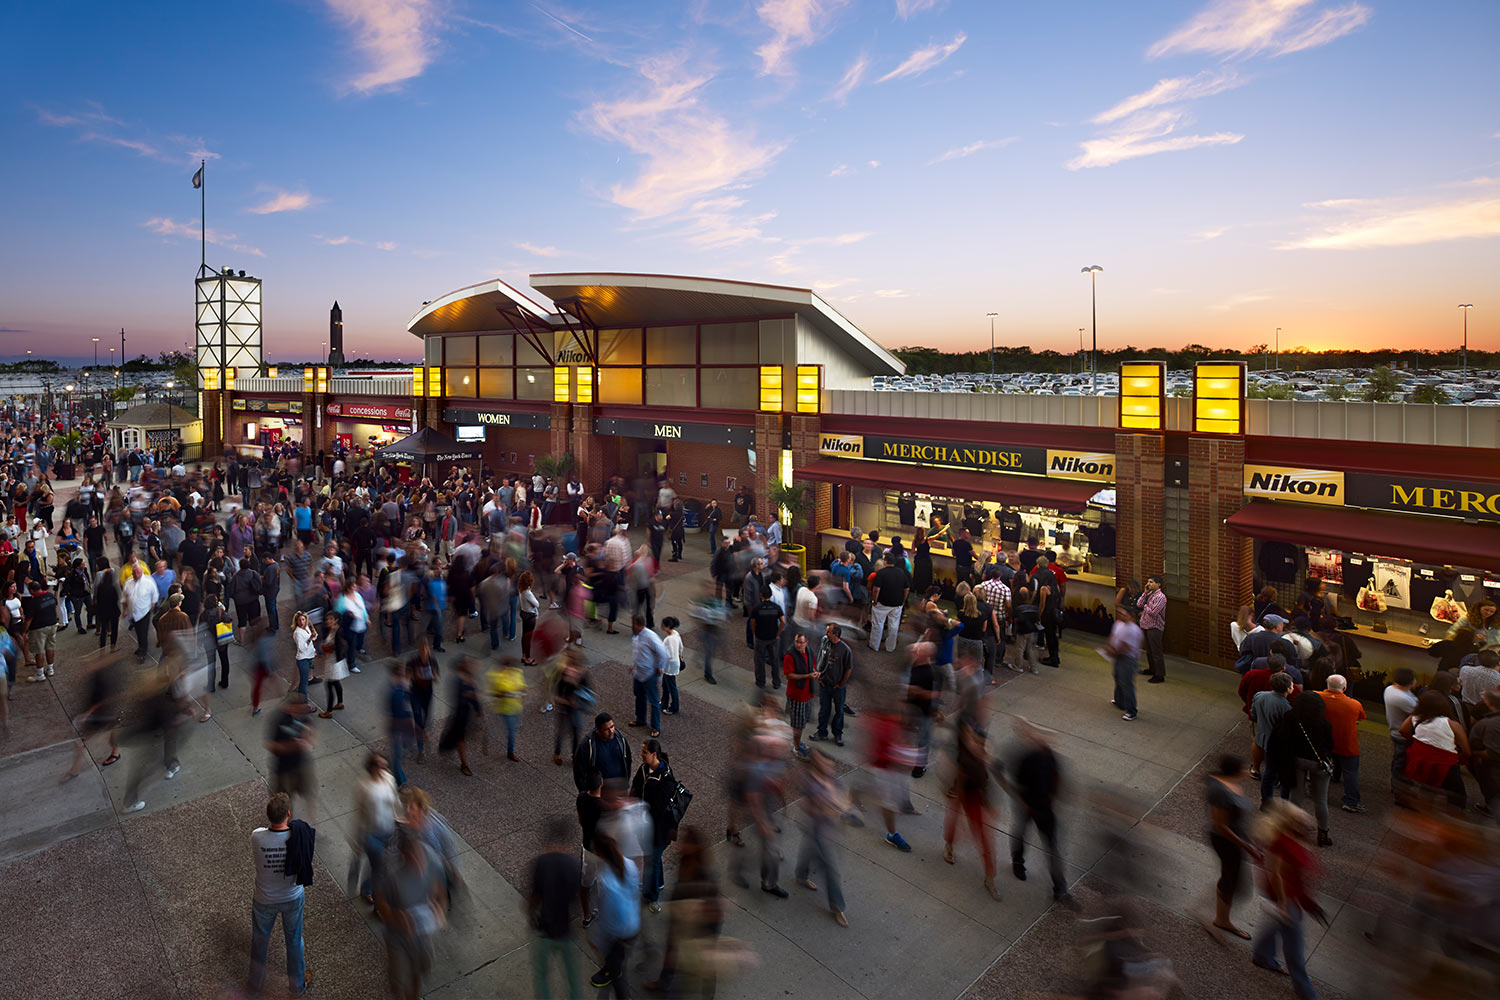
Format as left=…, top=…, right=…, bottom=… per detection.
left=326, top=402, right=413, bottom=421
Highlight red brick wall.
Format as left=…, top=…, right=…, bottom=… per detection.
left=1114, top=432, right=1165, bottom=591
left=1186, top=435, right=1251, bottom=668
left=484, top=428, right=552, bottom=477
left=664, top=440, right=755, bottom=508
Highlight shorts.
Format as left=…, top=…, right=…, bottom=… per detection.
left=29, top=624, right=58, bottom=656
left=871, top=767, right=909, bottom=813
left=272, top=766, right=311, bottom=798
left=787, top=697, right=811, bottom=730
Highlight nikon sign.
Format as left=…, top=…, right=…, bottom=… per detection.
left=1244, top=464, right=1500, bottom=523
left=1244, top=466, right=1346, bottom=507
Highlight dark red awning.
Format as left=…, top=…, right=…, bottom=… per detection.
left=1226, top=500, right=1500, bottom=572
left=794, top=457, right=1100, bottom=512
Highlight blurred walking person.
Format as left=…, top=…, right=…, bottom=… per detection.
left=587, top=832, right=641, bottom=997
left=943, top=716, right=1002, bottom=901
left=122, top=664, right=184, bottom=812
left=1201, top=754, right=1262, bottom=942
left=528, top=816, right=582, bottom=998
left=440, top=656, right=487, bottom=774
left=408, top=637, right=440, bottom=762
left=997, top=719, right=1075, bottom=906
left=348, top=752, right=398, bottom=905
left=375, top=825, right=450, bottom=1000
left=1249, top=800, right=1326, bottom=998
left=795, top=751, right=851, bottom=926
left=66, top=655, right=124, bottom=778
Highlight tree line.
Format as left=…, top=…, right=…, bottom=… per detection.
left=892, top=345, right=1497, bottom=375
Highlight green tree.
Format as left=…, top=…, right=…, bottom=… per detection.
left=1324, top=379, right=1350, bottom=401
left=1361, top=366, right=1401, bottom=402
left=110, top=386, right=137, bottom=403
left=768, top=478, right=815, bottom=545
left=534, top=452, right=576, bottom=480
left=1409, top=383, right=1451, bottom=405
left=1249, top=383, right=1293, bottom=399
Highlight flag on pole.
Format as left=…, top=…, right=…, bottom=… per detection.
left=192, top=166, right=203, bottom=189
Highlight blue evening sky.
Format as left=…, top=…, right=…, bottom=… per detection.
left=1, top=1, right=1496, bottom=362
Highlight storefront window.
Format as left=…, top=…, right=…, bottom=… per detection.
left=446, top=368, right=477, bottom=398
left=517, top=337, right=550, bottom=366
left=699, top=368, right=758, bottom=410
left=424, top=336, right=442, bottom=367
left=645, top=368, right=696, bottom=407
left=599, top=367, right=643, bottom=405
left=479, top=368, right=513, bottom=399
left=646, top=326, right=696, bottom=364
left=478, top=334, right=513, bottom=366
left=517, top=367, right=553, bottom=401
left=700, top=322, right=759, bottom=363
left=445, top=335, right=477, bottom=366
left=599, top=328, right=643, bottom=365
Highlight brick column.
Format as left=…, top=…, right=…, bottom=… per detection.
left=201, top=389, right=224, bottom=458
left=1186, top=436, right=1251, bottom=669
left=1113, top=432, right=1165, bottom=590
left=569, top=404, right=608, bottom=494
left=788, top=414, right=821, bottom=543
left=549, top=403, right=572, bottom=460
left=754, top=412, right=785, bottom=523
left=302, top=392, right=325, bottom=456
left=421, top=396, right=442, bottom=431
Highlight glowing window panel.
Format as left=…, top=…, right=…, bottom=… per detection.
left=576, top=366, right=594, bottom=404
left=759, top=365, right=782, bottom=412
left=1193, top=361, right=1246, bottom=434
left=795, top=365, right=821, bottom=414
left=1117, top=361, right=1164, bottom=431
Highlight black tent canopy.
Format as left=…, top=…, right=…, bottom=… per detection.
left=374, top=426, right=482, bottom=465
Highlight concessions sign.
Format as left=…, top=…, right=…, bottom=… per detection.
left=326, top=401, right=413, bottom=422
left=596, top=417, right=754, bottom=447
left=817, top=434, right=1115, bottom=484
left=1246, top=464, right=1500, bottom=522
left=442, top=406, right=550, bottom=429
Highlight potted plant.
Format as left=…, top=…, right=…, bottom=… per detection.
left=534, top=453, right=577, bottom=523
left=768, top=477, right=815, bottom=573
left=49, top=430, right=85, bottom=480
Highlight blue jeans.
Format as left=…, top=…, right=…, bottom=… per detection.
left=662, top=674, right=680, bottom=713
left=427, top=607, right=445, bottom=647
left=1112, top=655, right=1137, bottom=716
left=265, top=598, right=280, bottom=634
left=389, top=603, right=407, bottom=653
left=646, top=843, right=668, bottom=903
left=795, top=816, right=845, bottom=912
left=1253, top=902, right=1316, bottom=999
left=296, top=658, right=312, bottom=695
left=488, top=614, right=501, bottom=650
left=700, top=627, right=719, bottom=680
left=816, top=685, right=846, bottom=739
left=503, top=712, right=520, bottom=755
left=504, top=593, right=518, bottom=641
left=633, top=676, right=661, bottom=731
left=249, top=896, right=306, bottom=993
left=1334, top=753, right=1361, bottom=808
left=350, top=831, right=388, bottom=897
left=389, top=729, right=411, bottom=786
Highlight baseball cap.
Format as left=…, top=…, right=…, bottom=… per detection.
left=1261, top=614, right=1289, bottom=627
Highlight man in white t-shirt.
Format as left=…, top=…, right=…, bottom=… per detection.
left=249, top=793, right=307, bottom=995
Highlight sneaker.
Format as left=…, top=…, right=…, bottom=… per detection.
left=704, top=675, right=717, bottom=685
left=589, top=969, right=613, bottom=988
left=835, top=736, right=844, bottom=747
left=582, top=912, right=596, bottom=929
left=1341, top=803, right=1367, bottom=814
left=1122, top=712, right=1138, bottom=721
left=647, top=901, right=662, bottom=913
left=761, top=883, right=789, bottom=899
left=28, top=672, right=46, bottom=683
left=808, top=733, right=827, bottom=742
left=541, top=703, right=555, bottom=714
left=843, top=706, right=858, bottom=716
left=351, top=665, right=361, bottom=673
left=46, top=665, right=54, bottom=677
left=165, top=763, right=181, bottom=779
left=125, top=800, right=146, bottom=813
left=885, top=832, right=912, bottom=853
left=1147, top=677, right=1165, bottom=684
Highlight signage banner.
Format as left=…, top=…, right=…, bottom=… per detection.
left=1246, top=464, right=1500, bottom=522
left=595, top=417, right=754, bottom=447
left=441, top=406, right=550, bottom=429
left=327, top=401, right=413, bottom=422
left=1244, top=465, right=1346, bottom=507
left=817, top=433, right=1117, bottom=483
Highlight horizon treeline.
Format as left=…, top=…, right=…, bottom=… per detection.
left=892, top=345, right=1499, bottom=375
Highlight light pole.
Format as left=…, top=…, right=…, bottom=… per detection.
left=91, top=337, right=99, bottom=369
left=986, top=312, right=998, bottom=380
left=1078, top=327, right=1084, bottom=376
left=165, top=380, right=176, bottom=459
left=1459, top=304, right=1473, bottom=376
left=1275, top=327, right=1281, bottom=371
left=1081, top=266, right=1102, bottom=394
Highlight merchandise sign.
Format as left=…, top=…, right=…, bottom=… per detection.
left=441, top=406, right=550, bottom=429
left=1244, top=466, right=1346, bottom=507
left=1245, top=464, right=1500, bottom=523
left=817, top=434, right=1117, bottom=483
left=326, top=401, right=413, bottom=422
left=595, top=417, right=754, bottom=447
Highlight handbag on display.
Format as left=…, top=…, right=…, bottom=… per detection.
left=1356, top=579, right=1387, bottom=613
left=1429, top=590, right=1466, bottom=624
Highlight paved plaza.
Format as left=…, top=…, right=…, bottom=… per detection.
left=0, top=484, right=1423, bottom=1000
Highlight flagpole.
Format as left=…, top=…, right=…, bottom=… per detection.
left=199, top=158, right=206, bottom=274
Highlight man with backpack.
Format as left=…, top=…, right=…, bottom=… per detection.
left=23, top=578, right=61, bottom=682
left=573, top=712, right=633, bottom=792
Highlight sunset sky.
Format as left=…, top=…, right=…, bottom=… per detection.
left=1, top=0, right=1496, bottom=362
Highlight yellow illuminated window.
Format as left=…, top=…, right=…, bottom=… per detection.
left=795, top=365, right=821, bottom=414
left=303, top=367, right=314, bottom=392
left=225, top=367, right=236, bottom=390
left=204, top=368, right=220, bottom=391
left=413, top=366, right=425, bottom=397
left=553, top=366, right=571, bottom=403
left=759, top=365, right=783, bottom=412
left=1193, top=361, right=1245, bottom=434
left=1118, top=361, right=1164, bottom=430
left=427, top=368, right=442, bottom=396
left=267, top=365, right=279, bottom=379
left=576, top=366, right=593, bottom=404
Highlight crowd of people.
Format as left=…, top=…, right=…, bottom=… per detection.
left=6, top=418, right=1499, bottom=1000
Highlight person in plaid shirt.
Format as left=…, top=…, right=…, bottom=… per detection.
left=1136, top=576, right=1168, bottom=684
left=977, top=567, right=1012, bottom=671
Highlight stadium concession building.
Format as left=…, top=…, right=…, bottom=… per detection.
left=223, top=271, right=1500, bottom=687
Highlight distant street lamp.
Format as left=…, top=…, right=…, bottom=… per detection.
left=165, top=380, right=176, bottom=454
left=91, top=337, right=100, bottom=368
left=1081, top=266, right=1102, bottom=394
left=986, top=312, right=998, bottom=379
left=1459, top=304, right=1474, bottom=376
left=1275, top=327, right=1281, bottom=371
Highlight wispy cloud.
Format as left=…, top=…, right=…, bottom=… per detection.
left=755, top=0, right=847, bottom=76
left=896, top=0, right=942, bottom=18
left=248, top=189, right=320, bottom=214
left=874, top=288, right=910, bottom=298
left=1210, top=290, right=1271, bottom=311
left=145, top=217, right=264, bottom=257
left=812, top=277, right=858, bottom=291
left=38, top=105, right=212, bottom=165
left=1069, top=108, right=1243, bottom=170
left=314, top=234, right=357, bottom=245
left=1280, top=180, right=1500, bottom=250
left=515, top=241, right=567, bottom=257
left=323, top=0, right=440, bottom=95
left=578, top=53, right=784, bottom=233
left=1191, top=225, right=1231, bottom=241
left=826, top=53, right=868, bottom=104
left=1148, top=0, right=1371, bottom=61
left=877, top=32, right=966, bottom=83
left=829, top=164, right=853, bottom=177
left=0, top=327, right=31, bottom=334
left=929, top=137, right=1016, bottom=164
left=1093, top=70, right=1245, bottom=125
left=375, top=240, right=399, bottom=251
left=79, top=132, right=161, bottom=158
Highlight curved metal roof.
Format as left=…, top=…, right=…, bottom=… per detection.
left=406, top=271, right=904, bottom=376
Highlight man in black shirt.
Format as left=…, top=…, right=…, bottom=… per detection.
left=732, top=485, right=753, bottom=527
left=528, top=816, right=583, bottom=997
left=751, top=597, right=785, bottom=689
left=906, top=641, right=939, bottom=778
left=1031, top=558, right=1063, bottom=667
left=869, top=561, right=910, bottom=652
left=998, top=720, right=1074, bottom=906
left=952, top=530, right=975, bottom=584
